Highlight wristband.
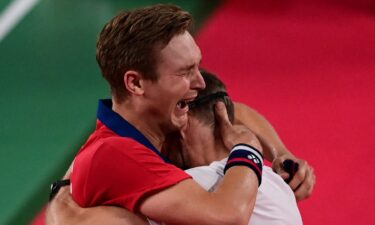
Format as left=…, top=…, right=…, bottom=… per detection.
left=224, top=143, right=263, bottom=186
left=49, top=179, right=70, bottom=201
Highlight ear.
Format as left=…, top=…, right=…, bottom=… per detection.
left=124, top=70, right=144, bottom=96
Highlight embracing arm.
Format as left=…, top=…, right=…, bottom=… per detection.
left=141, top=167, right=258, bottom=225
left=234, top=102, right=316, bottom=200
left=46, top=157, right=257, bottom=225
left=46, top=187, right=148, bottom=225
left=234, top=102, right=290, bottom=161
left=46, top=164, right=148, bottom=225
left=46, top=103, right=261, bottom=225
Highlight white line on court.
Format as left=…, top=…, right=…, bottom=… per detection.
left=0, top=0, right=40, bottom=43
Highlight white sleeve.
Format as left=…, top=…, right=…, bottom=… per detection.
left=184, top=158, right=227, bottom=192
left=250, top=166, right=303, bottom=225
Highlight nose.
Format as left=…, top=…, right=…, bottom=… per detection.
left=192, top=69, right=206, bottom=90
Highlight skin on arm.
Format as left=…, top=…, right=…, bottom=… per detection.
left=46, top=164, right=149, bottom=225
left=140, top=102, right=261, bottom=225
left=234, top=102, right=291, bottom=161
left=234, top=102, right=316, bottom=200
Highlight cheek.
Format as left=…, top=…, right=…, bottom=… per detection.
left=163, top=78, right=190, bottom=98
left=171, top=78, right=190, bottom=93
left=153, top=77, right=191, bottom=106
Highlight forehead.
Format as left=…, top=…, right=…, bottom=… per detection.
left=157, top=31, right=201, bottom=72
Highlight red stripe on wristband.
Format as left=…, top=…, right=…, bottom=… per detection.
left=226, top=158, right=262, bottom=176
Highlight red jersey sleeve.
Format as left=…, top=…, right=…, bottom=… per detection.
left=71, top=137, right=191, bottom=212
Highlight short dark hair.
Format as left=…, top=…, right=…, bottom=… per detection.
left=189, top=69, right=234, bottom=127
left=96, top=4, right=193, bottom=102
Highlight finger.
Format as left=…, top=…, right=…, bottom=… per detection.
left=288, top=163, right=306, bottom=190
left=294, top=168, right=315, bottom=201
left=272, top=158, right=291, bottom=181
left=272, top=157, right=283, bottom=172
left=214, top=102, right=236, bottom=150
left=278, top=171, right=290, bottom=181
left=272, top=161, right=287, bottom=178
left=214, top=101, right=231, bottom=128
left=272, top=154, right=290, bottom=171
left=297, top=167, right=316, bottom=200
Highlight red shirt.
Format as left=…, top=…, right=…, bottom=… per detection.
left=71, top=99, right=191, bottom=212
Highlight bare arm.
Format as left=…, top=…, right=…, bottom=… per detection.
left=234, top=102, right=316, bottom=200
left=46, top=164, right=148, bottom=225
left=46, top=187, right=148, bottom=225
left=234, top=102, right=289, bottom=161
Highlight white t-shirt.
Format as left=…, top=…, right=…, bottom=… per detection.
left=149, top=158, right=303, bottom=225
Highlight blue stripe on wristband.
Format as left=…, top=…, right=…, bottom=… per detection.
left=232, top=143, right=264, bottom=164
left=224, top=144, right=263, bottom=186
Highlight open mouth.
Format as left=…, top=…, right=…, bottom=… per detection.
left=176, top=97, right=196, bottom=110
left=177, top=100, right=187, bottom=109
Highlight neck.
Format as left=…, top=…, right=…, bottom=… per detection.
left=184, top=135, right=229, bottom=168
left=213, top=138, right=230, bottom=161
left=112, top=99, right=165, bottom=151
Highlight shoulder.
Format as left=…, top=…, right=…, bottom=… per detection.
left=252, top=166, right=302, bottom=225
left=185, top=159, right=226, bottom=192
left=234, top=102, right=256, bottom=120
left=71, top=136, right=190, bottom=208
left=77, top=136, right=151, bottom=161
left=77, top=136, right=187, bottom=178
left=234, top=102, right=251, bottom=113
left=257, top=166, right=296, bottom=209
left=72, top=136, right=162, bottom=190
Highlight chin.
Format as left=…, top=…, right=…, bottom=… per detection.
left=171, top=115, right=188, bottom=131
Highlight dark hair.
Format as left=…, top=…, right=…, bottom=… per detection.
left=96, top=4, right=193, bottom=102
left=189, top=69, right=234, bottom=126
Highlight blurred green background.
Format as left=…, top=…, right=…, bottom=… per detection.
left=0, top=1, right=220, bottom=224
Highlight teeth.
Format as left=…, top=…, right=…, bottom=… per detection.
left=177, top=100, right=187, bottom=109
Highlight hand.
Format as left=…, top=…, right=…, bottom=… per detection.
left=272, top=154, right=316, bottom=201
left=215, top=102, right=262, bottom=152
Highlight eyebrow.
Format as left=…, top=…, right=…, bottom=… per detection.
left=178, top=58, right=202, bottom=72
left=179, top=64, right=195, bottom=72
